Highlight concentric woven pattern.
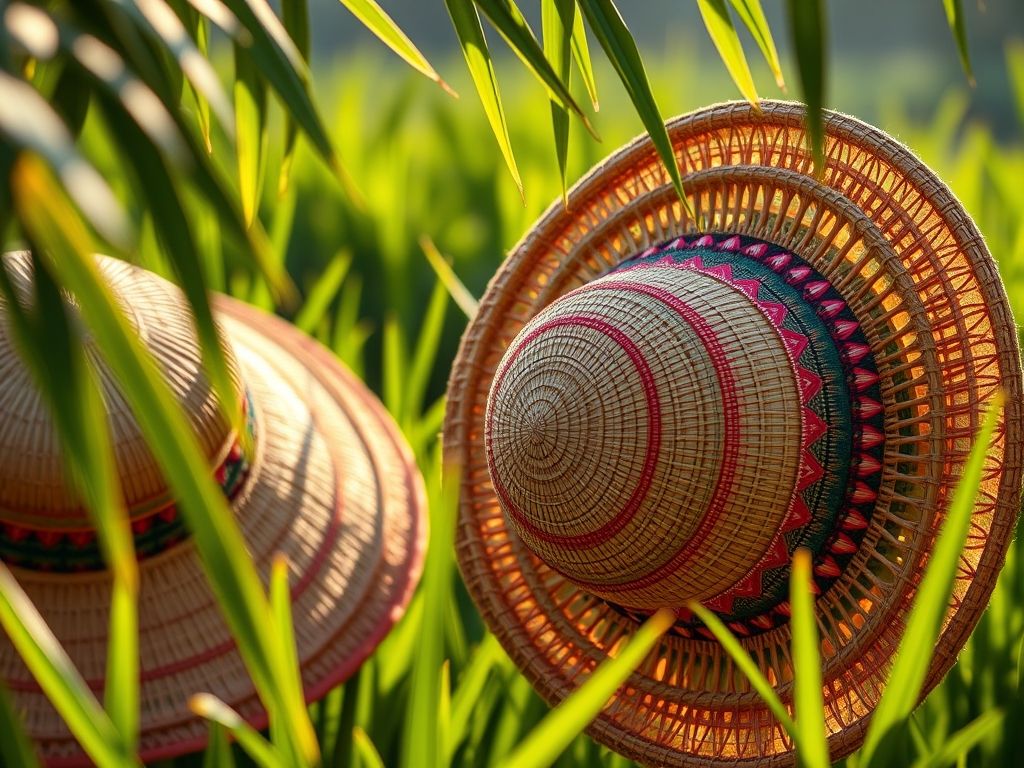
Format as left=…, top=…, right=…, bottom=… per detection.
left=444, top=101, right=1023, bottom=766
left=0, top=255, right=238, bottom=531
left=0, top=260, right=427, bottom=765
left=486, top=264, right=805, bottom=609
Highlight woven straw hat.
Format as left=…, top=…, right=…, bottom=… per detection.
left=444, top=101, right=1023, bottom=766
left=0, top=253, right=427, bottom=765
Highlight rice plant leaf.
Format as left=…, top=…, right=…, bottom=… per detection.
left=401, top=452, right=457, bottom=768
left=0, top=680, right=39, bottom=768
left=0, top=563, right=136, bottom=766
left=337, top=0, right=455, bottom=96
left=12, top=155, right=306, bottom=759
left=785, top=0, right=826, bottom=175
left=223, top=0, right=358, bottom=201
left=184, top=0, right=243, bottom=37
left=438, top=660, right=452, bottom=765
left=728, top=0, right=784, bottom=88
left=942, top=0, right=974, bottom=85
left=0, top=72, right=130, bottom=247
left=696, top=0, right=760, bottom=107
left=383, top=315, right=406, bottom=420
left=189, top=694, right=286, bottom=768
left=294, top=250, right=353, bottom=334
left=278, top=0, right=309, bottom=194
left=577, top=0, right=688, bottom=207
left=497, top=608, right=674, bottom=768
left=0, top=249, right=141, bottom=756
left=266, top=555, right=317, bottom=764
left=202, top=722, right=236, bottom=768
left=420, top=235, right=479, bottom=320
left=179, top=7, right=214, bottom=152
left=570, top=3, right=599, bottom=109
left=118, top=0, right=235, bottom=132
left=352, top=726, right=386, bottom=768
left=688, top=601, right=797, bottom=737
left=234, top=40, right=268, bottom=227
left=50, top=62, right=92, bottom=137
left=542, top=0, right=574, bottom=204
left=405, top=276, right=449, bottom=428
left=473, top=0, right=595, bottom=138
left=448, top=633, right=502, bottom=761
left=859, top=391, right=1004, bottom=768
left=444, top=0, right=523, bottom=196
left=87, top=86, right=243, bottom=437
left=790, top=548, right=829, bottom=768
left=909, top=709, right=1004, bottom=768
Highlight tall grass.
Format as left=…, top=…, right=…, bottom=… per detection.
left=6, top=40, right=1024, bottom=767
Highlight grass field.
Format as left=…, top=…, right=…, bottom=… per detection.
left=14, top=39, right=1024, bottom=767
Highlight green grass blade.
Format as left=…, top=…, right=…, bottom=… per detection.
left=728, top=0, right=785, bottom=88
left=234, top=41, right=268, bottom=227
left=183, top=0, right=243, bottom=36
left=202, top=722, right=236, bottom=768
left=352, top=726, right=386, bottom=768
left=338, top=0, right=455, bottom=95
left=790, top=549, right=829, bottom=768
left=0, top=71, right=130, bottom=247
left=12, top=155, right=309, bottom=760
left=448, top=633, right=502, bottom=761
left=577, top=0, right=688, bottom=208
left=49, top=62, right=92, bottom=138
left=785, top=0, right=827, bottom=175
left=420, top=235, right=479, bottom=320
left=294, top=250, right=353, bottom=334
left=383, top=314, right=406, bottom=419
left=116, top=0, right=235, bottom=132
left=268, top=554, right=318, bottom=764
left=87, top=88, right=243, bottom=439
left=909, top=709, right=1004, bottom=768
left=0, top=680, right=40, bottom=768
left=473, top=0, right=595, bottom=137
left=0, top=252, right=141, bottom=751
left=688, top=601, right=797, bottom=737
left=497, top=608, right=674, bottom=768
left=445, top=0, right=523, bottom=196
left=697, top=0, right=760, bottom=107
left=942, top=0, right=974, bottom=85
left=1007, top=40, right=1024, bottom=130
left=859, top=391, right=1004, bottom=768
left=189, top=694, right=285, bottom=768
left=0, top=563, right=136, bottom=766
left=542, top=0, right=575, bottom=203
left=570, top=2, right=599, bottom=109
left=405, top=277, right=449, bottom=428
left=187, top=11, right=214, bottom=153
left=438, top=659, right=452, bottom=765
left=401, top=451, right=457, bottom=768
left=223, top=0, right=358, bottom=200
left=279, top=0, right=310, bottom=194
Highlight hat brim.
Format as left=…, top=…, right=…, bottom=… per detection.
left=3, top=296, right=427, bottom=765
left=444, top=101, right=1023, bottom=766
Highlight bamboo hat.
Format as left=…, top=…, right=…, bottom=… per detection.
left=444, top=101, right=1023, bottom=766
left=0, top=253, right=427, bottom=765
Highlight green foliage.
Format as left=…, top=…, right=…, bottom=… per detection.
left=0, top=2, right=1021, bottom=767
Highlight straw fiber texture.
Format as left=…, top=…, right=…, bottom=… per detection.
left=0, top=254, right=428, bottom=766
left=444, top=101, right=1024, bottom=767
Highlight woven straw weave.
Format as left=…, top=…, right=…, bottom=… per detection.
left=444, top=101, right=1023, bottom=767
left=0, top=254, right=428, bottom=765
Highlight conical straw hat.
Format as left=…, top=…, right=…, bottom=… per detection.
left=0, top=253, right=427, bottom=765
left=444, top=101, right=1023, bottom=766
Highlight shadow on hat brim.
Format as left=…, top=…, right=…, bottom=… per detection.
left=2, top=296, right=427, bottom=765
left=444, top=101, right=1023, bottom=766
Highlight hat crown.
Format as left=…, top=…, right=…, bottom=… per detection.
left=0, top=252, right=240, bottom=534
left=487, top=258, right=808, bottom=610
